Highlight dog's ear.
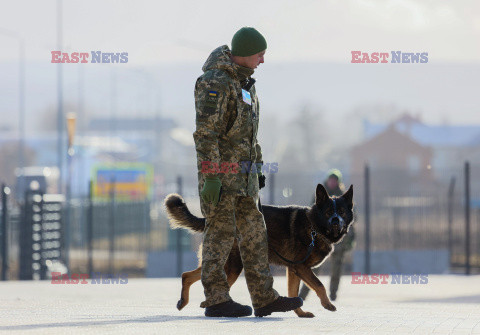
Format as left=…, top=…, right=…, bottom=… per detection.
left=342, top=185, right=353, bottom=208
left=315, top=184, right=329, bottom=204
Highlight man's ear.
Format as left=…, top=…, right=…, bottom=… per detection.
left=342, top=185, right=353, bottom=208
left=315, top=184, right=329, bottom=204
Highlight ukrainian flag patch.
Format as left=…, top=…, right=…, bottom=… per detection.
left=205, top=90, right=219, bottom=109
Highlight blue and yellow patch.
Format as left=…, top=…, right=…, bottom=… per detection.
left=205, top=90, right=219, bottom=110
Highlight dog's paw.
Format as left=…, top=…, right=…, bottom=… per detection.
left=298, top=311, right=315, bottom=318
left=322, top=301, right=336, bottom=311
left=177, top=298, right=186, bottom=310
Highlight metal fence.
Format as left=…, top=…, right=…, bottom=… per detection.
left=1, top=162, right=479, bottom=280
left=354, top=162, right=480, bottom=275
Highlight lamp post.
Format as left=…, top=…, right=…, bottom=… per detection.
left=57, top=0, right=64, bottom=195
left=65, top=112, right=76, bottom=273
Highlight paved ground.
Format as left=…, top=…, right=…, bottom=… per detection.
left=1, top=275, right=480, bottom=334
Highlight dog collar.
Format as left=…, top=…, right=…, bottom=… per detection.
left=310, top=226, right=332, bottom=245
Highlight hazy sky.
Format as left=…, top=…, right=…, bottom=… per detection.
left=1, top=0, right=479, bottom=63
left=0, top=0, right=479, bottom=135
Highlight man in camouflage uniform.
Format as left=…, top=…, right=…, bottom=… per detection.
left=299, top=169, right=356, bottom=301
left=193, top=27, right=303, bottom=317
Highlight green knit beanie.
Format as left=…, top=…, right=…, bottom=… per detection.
left=231, top=27, right=267, bottom=57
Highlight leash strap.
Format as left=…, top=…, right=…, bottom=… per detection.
left=257, top=196, right=316, bottom=265
left=272, top=235, right=316, bottom=265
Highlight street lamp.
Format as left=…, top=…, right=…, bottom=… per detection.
left=65, top=112, right=76, bottom=273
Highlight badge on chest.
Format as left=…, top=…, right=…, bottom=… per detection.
left=242, top=89, right=252, bottom=105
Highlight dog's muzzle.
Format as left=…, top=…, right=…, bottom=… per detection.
left=328, top=199, right=345, bottom=237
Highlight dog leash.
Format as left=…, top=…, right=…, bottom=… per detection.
left=257, top=196, right=317, bottom=265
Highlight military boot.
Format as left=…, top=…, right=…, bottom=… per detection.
left=254, top=296, right=303, bottom=317
left=204, top=299, right=252, bottom=317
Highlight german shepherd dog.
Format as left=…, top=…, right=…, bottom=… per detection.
left=164, top=184, right=354, bottom=318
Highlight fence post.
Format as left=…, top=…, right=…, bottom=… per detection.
left=1, top=184, right=9, bottom=281
left=392, top=207, right=400, bottom=250
left=269, top=172, right=275, bottom=205
left=364, top=164, right=371, bottom=275
left=109, top=177, right=115, bottom=275
left=19, top=189, right=33, bottom=280
left=464, top=161, right=471, bottom=275
left=176, top=176, right=183, bottom=277
left=143, top=198, right=151, bottom=253
left=447, top=177, right=455, bottom=261
left=87, top=180, right=93, bottom=277
left=65, top=155, right=72, bottom=276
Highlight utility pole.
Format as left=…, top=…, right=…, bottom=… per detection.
left=56, top=0, right=64, bottom=194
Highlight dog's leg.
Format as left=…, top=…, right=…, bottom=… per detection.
left=178, top=250, right=241, bottom=310
left=226, top=267, right=242, bottom=287
left=225, top=246, right=243, bottom=287
left=287, top=267, right=315, bottom=318
left=177, top=266, right=201, bottom=310
left=226, top=259, right=243, bottom=287
left=295, top=266, right=336, bottom=312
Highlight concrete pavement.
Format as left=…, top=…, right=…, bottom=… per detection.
left=1, top=275, right=480, bottom=334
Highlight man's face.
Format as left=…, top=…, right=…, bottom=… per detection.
left=242, top=50, right=265, bottom=69
left=326, top=176, right=339, bottom=190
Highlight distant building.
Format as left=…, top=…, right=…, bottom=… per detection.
left=361, top=114, right=480, bottom=173
left=351, top=124, right=433, bottom=178
left=350, top=113, right=480, bottom=196
left=0, top=116, right=197, bottom=198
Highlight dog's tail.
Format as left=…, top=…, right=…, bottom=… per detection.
left=164, top=193, right=206, bottom=233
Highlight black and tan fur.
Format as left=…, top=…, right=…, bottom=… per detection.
left=165, top=184, right=354, bottom=318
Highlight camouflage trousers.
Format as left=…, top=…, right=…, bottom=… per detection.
left=329, top=242, right=347, bottom=296
left=199, top=192, right=279, bottom=309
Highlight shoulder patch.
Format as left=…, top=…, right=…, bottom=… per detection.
left=205, top=90, right=219, bottom=108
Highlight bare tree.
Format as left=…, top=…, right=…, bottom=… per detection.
left=0, top=142, right=36, bottom=188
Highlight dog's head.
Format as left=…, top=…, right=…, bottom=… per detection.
left=309, top=184, right=354, bottom=243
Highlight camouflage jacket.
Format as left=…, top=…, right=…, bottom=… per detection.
left=193, top=45, right=262, bottom=197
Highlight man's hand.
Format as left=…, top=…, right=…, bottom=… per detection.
left=201, top=176, right=222, bottom=206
